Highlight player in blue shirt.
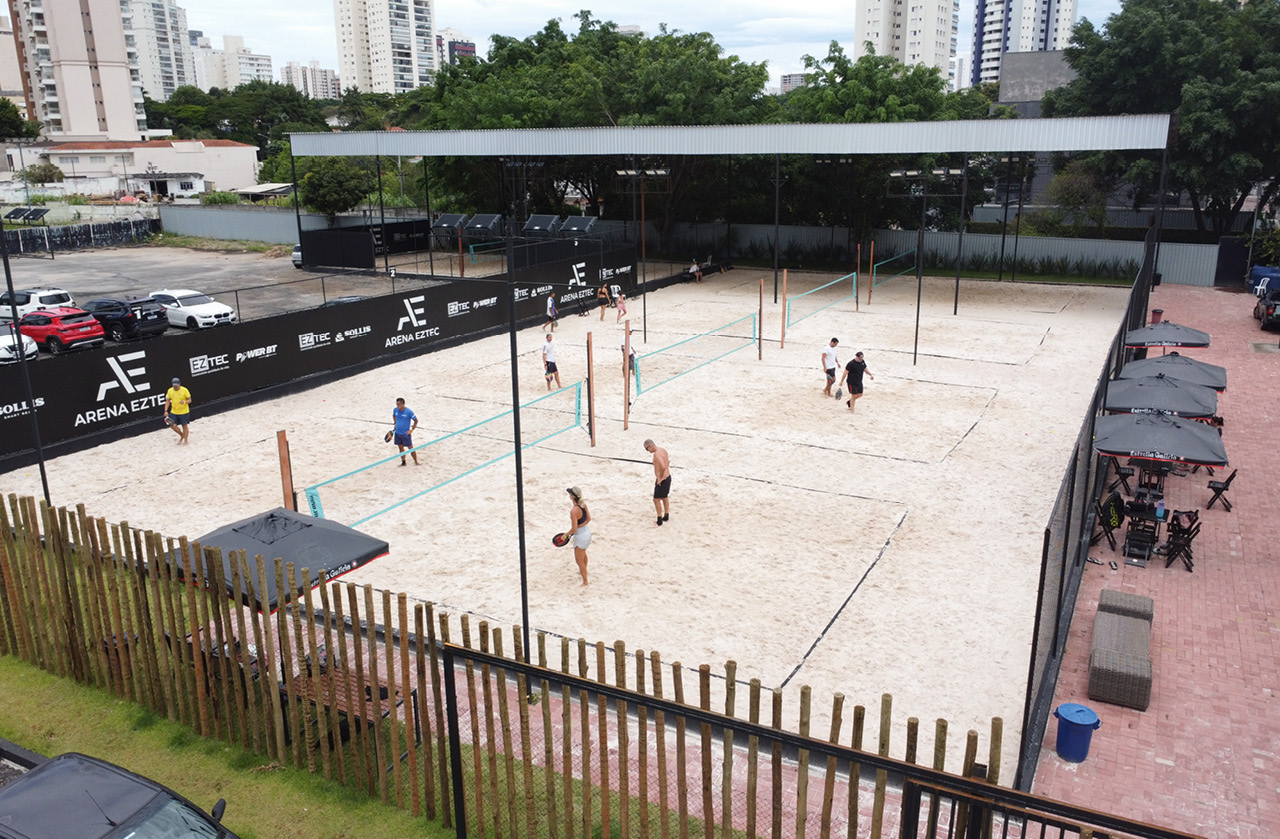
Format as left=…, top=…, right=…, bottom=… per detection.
left=391, top=397, right=419, bottom=466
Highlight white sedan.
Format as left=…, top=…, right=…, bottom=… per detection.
left=0, top=324, right=38, bottom=363
left=149, top=289, right=238, bottom=329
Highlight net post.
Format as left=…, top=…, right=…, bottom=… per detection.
left=277, top=430, right=296, bottom=511
left=780, top=270, right=788, bottom=349
left=458, top=235, right=464, bottom=278
left=856, top=243, right=861, bottom=312
left=586, top=333, right=596, bottom=447
left=758, top=277, right=763, bottom=361
left=623, top=320, right=631, bottom=431
left=868, top=240, right=875, bottom=304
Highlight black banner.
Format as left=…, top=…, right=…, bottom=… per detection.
left=0, top=245, right=636, bottom=461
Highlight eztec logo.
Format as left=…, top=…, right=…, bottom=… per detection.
left=570, top=262, right=588, bottom=285
left=397, top=295, right=429, bottom=330
left=298, top=331, right=332, bottom=351
left=96, top=350, right=150, bottom=401
left=189, top=353, right=230, bottom=376
left=387, top=295, right=440, bottom=348
left=448, top=300, right=471, bottom=317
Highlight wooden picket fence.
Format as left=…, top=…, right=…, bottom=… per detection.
left=0, top=494, right=1016, bottom=838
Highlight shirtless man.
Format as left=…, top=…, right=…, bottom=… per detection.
left=644, top=439, right=671, bottom=526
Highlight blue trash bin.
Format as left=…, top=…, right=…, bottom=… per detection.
left=1054, top=703, right=1100, bottom=763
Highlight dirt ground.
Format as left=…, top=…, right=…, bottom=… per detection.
left=0, top=266, right=1128, bottom=780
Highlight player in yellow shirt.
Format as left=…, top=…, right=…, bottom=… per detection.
left=164, top=376, right=193, bottom=445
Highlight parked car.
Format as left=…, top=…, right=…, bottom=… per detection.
left=149, top=289, right=237, bottom=329
left=0, top=751, right=239, bottom=839
left=0, top=323, right=37, bottom=363
left=1254, top=289, right=1280, bottom=330
left=0, top=288, right=75, bottom=321
left=320, top=295, right=366, bottom=307
left=17, top=307, right=106, bottom=353
left=82, top=296, right=170, bottom=342
left=291, top=244, right=303, bottom=268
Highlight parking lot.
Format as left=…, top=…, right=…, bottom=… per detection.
left=1, top=246, right=444, bottom=354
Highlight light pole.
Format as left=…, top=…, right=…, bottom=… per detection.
left=615, top=166, right=670, bottom=345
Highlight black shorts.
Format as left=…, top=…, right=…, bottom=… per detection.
left=545, top=361, right=558, bottom=374
left=825, top=368, right=836, bottom=384
left=654, top=476, right=672, bottom=499
left=171, top=412, right=190, bottom=426
left=851, top=381, right=864, bottom=394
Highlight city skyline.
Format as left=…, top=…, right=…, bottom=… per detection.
left=179, top=0, right=1125, bottom=91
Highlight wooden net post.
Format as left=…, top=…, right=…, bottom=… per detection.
left=277, top=430, right=295, bottom=511
left=868, top=240, right=875, bottom=304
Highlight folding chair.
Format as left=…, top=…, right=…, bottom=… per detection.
left=1091, top=490, right=1125, bottom=550
left=1123, top=516, right=1158, bottom=565
left=1107, top=457, right=1135, bottom=495
left=1164, top=520, right=1200, bottom=571
left=1206, top=468, right=1238, bottom=511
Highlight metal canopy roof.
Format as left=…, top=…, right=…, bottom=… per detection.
left=290, top=115, right=1171, bottom=158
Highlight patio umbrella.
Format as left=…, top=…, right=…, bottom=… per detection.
left=1093, top=413, right=1228, bottom=467
left=181, top=507, right=389, bottom=612
left=1104, top=374, right=1218, bottom=418
left=1123, top=321, right=1210, bottom=349
left=1118, top=352, right=1227, bottom=392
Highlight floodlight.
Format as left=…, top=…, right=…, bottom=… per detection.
left=560, top=216, right=597, bottom=234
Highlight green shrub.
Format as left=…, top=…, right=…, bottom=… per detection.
left=67, top=195, right=88, bottom=206
left=199, top=191, right=241, bottom=205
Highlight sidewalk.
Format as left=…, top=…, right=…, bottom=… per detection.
left=1032, top=283, right=1279, bottom=839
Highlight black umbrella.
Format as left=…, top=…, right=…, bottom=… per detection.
left=1104, top=374, right=1218, bottom=418
left=1118, top=352, right=1227, bottom=392
left=1093, top=413, right=1228, bottom=467
left=182, top=508, right=389, bottom=612
left=1124, top=321, right=1210, bottom=349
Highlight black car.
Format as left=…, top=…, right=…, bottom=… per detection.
left=1254, top=289, right=1280, bottom=330
left=0, top=752, right=239, bottom=839
left=82, top=297, right=170, bottom=342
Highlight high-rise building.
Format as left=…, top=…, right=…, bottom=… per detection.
left=854, top=0, right=959, bottom=75
left=281, top=61, right=342, bottom=99
left=780, top=73, right=807, bottom=93
left=200, top=36, right=273, bottom=91
left=335, top=0, right=436, bottom=94
left=434, top=28, right=474, bottom=67
left=949, top=55, right=969, bottom=91
left=124, top=0, right=196, bottom=101
left=10, top=0, right=148, bottom=140
left=971, top=0, right=1076, bottom=86
left=0, top=16, right=28, bottom=119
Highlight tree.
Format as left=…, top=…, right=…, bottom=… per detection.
left=1044, top=0, right=1280, bottom=234
left=22, top=163, right=64, bottom=184
left=299, top=157, right=371, bottom=221
left=0, top=99, right=39, bottom=139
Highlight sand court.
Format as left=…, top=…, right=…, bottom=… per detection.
left=0, top=267, right=1129, bottom=779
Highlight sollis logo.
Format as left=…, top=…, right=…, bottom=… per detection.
left=0, top=396, right=45, bottom=419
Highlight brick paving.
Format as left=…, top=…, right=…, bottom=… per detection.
left=1031, top=283, right=1280, bottom=839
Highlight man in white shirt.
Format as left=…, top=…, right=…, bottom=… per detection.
left=545, top=294, right=558, bottom=331
left=821, top=337, right=839, bottom=397
left=542, top=333, right=561, bottom=390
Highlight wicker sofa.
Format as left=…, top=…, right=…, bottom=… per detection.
left=1087, top=589, right=1154, bottom=711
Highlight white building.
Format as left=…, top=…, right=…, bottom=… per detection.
left=281, top=61, right=341, bottom=99
left=335, top=0, right=436, bottom=94
left=950, top=55, right=969, bottom=91
left=854, top=0, right=959, bottom=76
left=9, top=0, right=149, bottom=141
left=5, top=138, right=259, bottom=198
left=0, top=16, right=27, bottom=119
left=971, top=0, right=1076, bottom=86
left=780, top=73, right=807, bottom=93
left=200, top=35, right=273, bottom=92
left=124, top=0, right=197, bottom=101
left=434, top=27, right=475, bottom=67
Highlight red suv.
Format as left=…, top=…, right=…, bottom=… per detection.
left=17, top=307, right=107, bottom=353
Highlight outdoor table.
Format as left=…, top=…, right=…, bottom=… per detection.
left=1122, top=501, right=1167, bottom=566
left=290, top=669, right=421, bottom=765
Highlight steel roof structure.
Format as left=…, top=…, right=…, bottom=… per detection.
left=290, top=115, right=1171, bottom=158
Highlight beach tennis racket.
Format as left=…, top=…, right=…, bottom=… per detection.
left=163, top=415, right=173, bottom=427
left=834, top=388, right=843, bottom=400
left=552, top=532, right=571, bottom=547
left=384, top=430, right=393, bottom=443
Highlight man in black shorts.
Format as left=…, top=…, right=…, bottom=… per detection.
left=644, top=439, right=671, bottom=526
left=839, top=352, right=874, bottom=413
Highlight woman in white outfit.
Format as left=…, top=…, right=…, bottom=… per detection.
left=566, top=486, right=591, bottom=586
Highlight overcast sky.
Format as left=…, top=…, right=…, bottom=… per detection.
left=182, top=0, right=1124, bottom=91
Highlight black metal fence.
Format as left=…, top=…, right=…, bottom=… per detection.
left=3, top=218, right=160, bottom=255
left=1014, top=228, right=1157, bottom=791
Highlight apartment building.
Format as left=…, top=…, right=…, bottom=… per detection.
left=435, top=27, right=474, bottom=67
left=9, top=0, right=148, bottom=140
left=281, top=60, right=341, bottom=99
left=971, top=0, right=1076, bottom=86
left=781, top=73, right=807, bottom=93
left=199, top=35, right=273, bottom=91
left=854, top=0, right=960, bottom=78
left=124, top=0, right=196, bottom=101
left=335, top=0, right=436, bottom=94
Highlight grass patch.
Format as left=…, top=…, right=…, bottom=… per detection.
left=145, top=232, right=278, bottom=253
left=0, top=656, right=450, bottom=839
